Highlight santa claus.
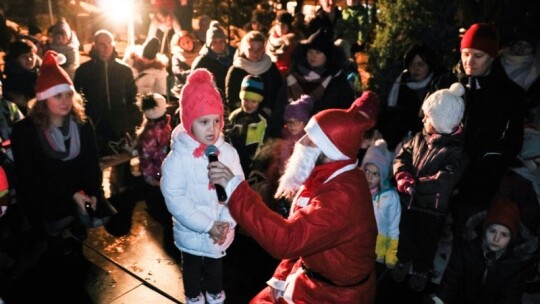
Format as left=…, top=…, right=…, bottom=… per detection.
left=209, top=93, right=379, bottom=303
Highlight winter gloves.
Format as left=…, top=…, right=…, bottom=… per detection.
left=395, top=171, right=415, bottom=195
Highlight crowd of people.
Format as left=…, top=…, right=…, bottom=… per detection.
left=0, top=0, right=539, bottom=303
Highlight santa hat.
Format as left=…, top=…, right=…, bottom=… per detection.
left=0, top=166, right=8, bottom=199
left=461, top=23, right=499, bottom=59
left=143, top=37, right=161, bottom=60
left=239, top=75, right=264, bottom=102
left=206, top=21, right=226, bottom=45
left=305, top=100, right=375, bottom=161
left=484, top=196, right=520, bottom=239
left=179, top=68, right=223, bottom=138
left=140, top=93, right=167, bottom=120
left=35, top=51, right=74, bottom=101
left=422, top=83, right=465, bottom=134
left=361, top=139, right=393, bottom=186
left=284, top=95, right=314, bottom=123
left=353, top=91, right=380, bottom=123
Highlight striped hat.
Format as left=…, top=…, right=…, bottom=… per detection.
left=239, top=75, right=264, bottom=102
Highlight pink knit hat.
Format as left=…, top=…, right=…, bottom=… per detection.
left=35, top=51, right=74, bottom=100
left=179, top=69, right=224, bottom=149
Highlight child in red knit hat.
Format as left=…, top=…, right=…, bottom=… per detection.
left=426, top=196, right=538, bottom=304
left=160, top=68, right=244, bottom=304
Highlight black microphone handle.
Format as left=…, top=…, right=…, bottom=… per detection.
left=208, top=153, right=228, bottom=201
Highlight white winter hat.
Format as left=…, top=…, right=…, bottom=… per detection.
left=422, top=83, right=465, bottom=134
left=140, top=93, right=167, bottom=120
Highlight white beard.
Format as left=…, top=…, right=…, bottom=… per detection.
left=275, top=143, right=321, bottom=200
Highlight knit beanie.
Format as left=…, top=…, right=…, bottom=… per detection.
left=304, top=27, right=333, bottom=59
left=179, top=68, right=224, bottom=139
left=305, top=97, right=374, bottom=160
left=51, top=17, right=72, bottom=38
left=422, top=83, right=465, bottom=134
left=276, top=10, right=293, bottom=27
left=206, top=21, right=226, bottom=45
left=35, top=51, right=74, bottom=100
left=239, top=75, right=264, bottom=102
left=140, top=93, right=167, bottom=120
left=284, top=95, right=314, bottom=123
left=484, top=196, right=520, bottom=239
left=361, top=139, right=393, bottom=185
left=519, top=128, right=540, bottom=160
left=143, top=37, right=161, bottom=60
left=461, top=23, right=499, bottom=59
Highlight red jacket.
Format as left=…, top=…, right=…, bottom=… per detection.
left=228, top=165, right=377, bottom=303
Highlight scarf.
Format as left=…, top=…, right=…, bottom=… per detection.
left=500, top=51, right=539, bottom=90
left=176, top=47, right=200, bottom=68
left=287, top=64, right=333, bottom=102
left=232, top=54, right=273, bottom=75
left=39, top=116, right=81, bottom=161
left=387, top=71, right=433, bottom=107
left=300, top=159, right=356, bottom=198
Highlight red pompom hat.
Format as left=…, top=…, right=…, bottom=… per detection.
left=35, top=51, right=74, bottom=100
left=460, top=23, right=499, bottom=59
left=484, top=196, right=520, bottom=239
left=305, top=101, right=375, bottom=161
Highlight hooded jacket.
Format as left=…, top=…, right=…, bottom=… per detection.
left=160, top=125, right=244, bottom=258
left=436, top=210, right=538, bottom=304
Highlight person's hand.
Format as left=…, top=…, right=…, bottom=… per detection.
left=73, top=191, right=93, bottom=215
left=208, top=161, right=234, bottom=189
left=209, top=221, right=229, bottom=245
left=396, top=172, right=415, bottom=194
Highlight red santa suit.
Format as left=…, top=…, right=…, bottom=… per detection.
left=224, top=93, right=379, bottom=303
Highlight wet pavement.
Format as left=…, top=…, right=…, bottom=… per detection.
left=1, top=177, right=538, bottom=303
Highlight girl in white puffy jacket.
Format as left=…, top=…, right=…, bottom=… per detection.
left=161, top=69, right=244, bottom=304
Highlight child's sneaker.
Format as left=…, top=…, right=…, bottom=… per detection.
left=206, top=290, right=226, bottom=304
left=186, top=293, right=204, bottom=304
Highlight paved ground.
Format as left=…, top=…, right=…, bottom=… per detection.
left=0, top=173, right=538, bottom=303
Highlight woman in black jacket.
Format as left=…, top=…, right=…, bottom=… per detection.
left=11, top=51, right=105, bottom=256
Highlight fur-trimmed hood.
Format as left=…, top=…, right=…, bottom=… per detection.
left=463, top=210, right=539, bottom=262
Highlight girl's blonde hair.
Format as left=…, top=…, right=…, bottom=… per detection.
left=28, top=90, right=87, bottom=129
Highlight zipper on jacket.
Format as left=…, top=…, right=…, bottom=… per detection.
left=435, top=192, right=440, bottom=209
left=104, top=61, right=111, bottom=110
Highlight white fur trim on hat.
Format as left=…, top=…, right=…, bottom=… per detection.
left=36, top=83, right=74, bottom=101
left=144, top=93, right=167, bottom=120
left=305, top=118, right=349, bottom=161
left=422, top=83, right=465, bottom=134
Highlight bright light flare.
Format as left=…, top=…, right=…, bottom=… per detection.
left=97, top=0, right=135, bottom=23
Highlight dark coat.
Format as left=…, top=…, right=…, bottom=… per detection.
left=73, top=50, right=140, bottom=155
left=394, top=129, right=467, bottom=215
left=191, top=45, right=236, bottom=95
left=437, top=211, right=538, bottom=304
left=377, top=70, right=431, bottom=150
left=225, top=62, right=283, bottom=113
left=268, top=44, right=354, bottom=138
left=11, top=118, right=103, bottom=224
left=431, top=60, right=525, bottom=164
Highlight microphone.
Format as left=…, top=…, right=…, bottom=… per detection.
left=204, top=145, right=228, bottom=202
